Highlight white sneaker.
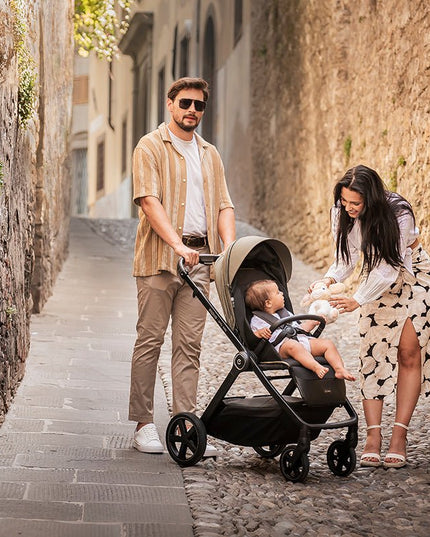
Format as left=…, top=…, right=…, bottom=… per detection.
left=132, top=423, right=164, bottom=453
left=204, top=442, right=218, bottom=458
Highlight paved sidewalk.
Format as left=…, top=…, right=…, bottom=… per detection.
left=0, top=217, right=193, bottom=537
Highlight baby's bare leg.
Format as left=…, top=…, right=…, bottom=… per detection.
left=309, top=339, right=355, bottom=381
left=279, top=339, right=329, bottom=378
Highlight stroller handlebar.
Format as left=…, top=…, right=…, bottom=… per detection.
left=177, top=254, right=220, bottom=277
left=198, top=254, right=220, bottom=265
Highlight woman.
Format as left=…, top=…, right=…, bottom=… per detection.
left=310, top=164, right=430, bottom=468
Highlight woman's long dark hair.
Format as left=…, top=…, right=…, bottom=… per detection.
left=334, top=164, right=415, bottom=273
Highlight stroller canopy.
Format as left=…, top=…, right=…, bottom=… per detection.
left=214, top=236, right=292, bottom=329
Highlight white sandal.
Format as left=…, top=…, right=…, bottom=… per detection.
left=360, top=424, right=382, bottom=467
left=383, top=422, right=408, bottom=469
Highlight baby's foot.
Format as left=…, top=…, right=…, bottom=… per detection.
left=335, top=367, right=356, bottom=381
left=314, top=365, right=329, bottom=378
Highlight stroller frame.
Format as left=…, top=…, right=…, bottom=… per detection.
left=165, top=252, right=358, bottom=482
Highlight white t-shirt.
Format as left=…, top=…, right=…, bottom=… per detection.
left=169, top=129, right=207, bottom=236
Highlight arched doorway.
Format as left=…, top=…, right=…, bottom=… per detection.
left=202, top=15, right=216, bottom=143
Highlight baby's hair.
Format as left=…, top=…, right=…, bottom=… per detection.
left=245, top=279, right=276, bottom=311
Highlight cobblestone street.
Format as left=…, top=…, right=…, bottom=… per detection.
left=0, top=217, right=428, bottom=537
left=92, top=218, right=430, bottom=537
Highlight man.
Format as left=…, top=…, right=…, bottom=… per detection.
left=129, top=77, right=236, bottom=454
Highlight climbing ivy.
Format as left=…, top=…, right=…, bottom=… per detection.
left=74, top=0, right=133, bottom=61
left=10, top=0, right=37, bottom=127
left=9, top=1, right=133, bottom=126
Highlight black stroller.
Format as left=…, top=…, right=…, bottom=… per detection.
left=165, top=236, right=358, bottom=482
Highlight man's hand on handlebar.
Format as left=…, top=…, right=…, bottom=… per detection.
left=174, top=243, right=200, bottom=267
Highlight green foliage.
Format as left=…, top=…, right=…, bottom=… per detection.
left=5, top=305, right=18, bottom=318
left=17, top=47, right=37, bottom=126
left=388, top=170, right=398, bottom=192
left=74, top=0, right=133, bottom=61
left=258, top=45, right=268, bottom=57
left=11, top=0, right=38, bottom=127
left=388, top=157, right=406, bottom=192
left=343, top=136, right=352, bottom=163
left=0, top=161, right=4, bottom=190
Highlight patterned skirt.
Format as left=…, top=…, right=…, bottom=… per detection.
left=358, top=244, right=430, bottom=400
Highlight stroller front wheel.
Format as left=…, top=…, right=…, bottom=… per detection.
left=327, top=440, right=356, bottom=477
left=279, top=444, right=310, bottom=482
left=165, top=412, right=207, bottom=467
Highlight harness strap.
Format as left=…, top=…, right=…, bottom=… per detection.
left=252, top=308, right=303, bottom=347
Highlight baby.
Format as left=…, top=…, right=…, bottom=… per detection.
left=245, top=279, right=355, bottom=381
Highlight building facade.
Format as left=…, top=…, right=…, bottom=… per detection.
left=72, top=1, right=430, bottom=268
left=73, top=0, right=251, bottom=220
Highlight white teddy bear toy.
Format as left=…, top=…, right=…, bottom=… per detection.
left=300, top=281, right=347, bottom=324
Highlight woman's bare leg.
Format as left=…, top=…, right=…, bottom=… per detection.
left=361, top=399, right=383, bottom=463
left=385, top=318, right=421, bottom=463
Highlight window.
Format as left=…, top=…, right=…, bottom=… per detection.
left=121, top=118, right=127, bottom=175
left=172, top=25, right=178, bottom=78
left=202, top=16, right=215, bottom=143
left=96, top=138, right=105, bottom=192
left=234, top=0, right=243, bottom=45
left=73, top=75, right=88, bottom=105
left=179, top=36, right=189, bottom=77
left=158, top=66, right=165, bottom=124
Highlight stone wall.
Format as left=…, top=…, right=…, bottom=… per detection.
left=249, top=0, right=430, bottom=271
left=0, top=0, right=73, bottom=422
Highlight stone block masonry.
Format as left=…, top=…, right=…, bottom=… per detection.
left=0, top=1, right=74, bottom=423
left=249, top=0, right=430, bottom=267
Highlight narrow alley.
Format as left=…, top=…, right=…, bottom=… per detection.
left=0, top=217, right=429, bottom=537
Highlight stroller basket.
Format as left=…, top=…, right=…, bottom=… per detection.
left=206, top=395, right=334, bottom=446
left=165, top=237, right=358, bottom=483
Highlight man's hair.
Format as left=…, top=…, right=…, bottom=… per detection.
left=167, top=77, right=209, bottom=102
left=245, top=280, right=275, bottom=312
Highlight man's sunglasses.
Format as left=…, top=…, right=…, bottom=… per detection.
left=177, top=98, right=207, bottom=112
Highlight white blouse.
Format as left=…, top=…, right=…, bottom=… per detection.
left=325, top=206, right=419, bottom=305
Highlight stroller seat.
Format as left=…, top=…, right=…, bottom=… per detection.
left=229, top=260, right=347, bottom=407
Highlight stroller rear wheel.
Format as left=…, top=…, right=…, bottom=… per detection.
left=327, top=440, right=356, bottom=477
left=279, top=444, right=310, bottom=482
left=254, top=444, right=285, bottom=458
left=165, top=412, right=207, bottom=467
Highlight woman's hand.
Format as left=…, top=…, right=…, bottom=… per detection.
left=307, top=277, right=335, bottom=293
left=329, top=296, right=359, bottom=313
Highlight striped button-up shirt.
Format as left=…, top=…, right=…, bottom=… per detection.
left=132, top=123, right=234, bottom=277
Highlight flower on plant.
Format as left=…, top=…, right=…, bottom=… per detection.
left=74, top=0, right=133, bottom=62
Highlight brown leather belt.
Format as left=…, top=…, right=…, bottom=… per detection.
left=409, top=238, right=419, bottom=249
left=182, top=235, right=208, bottom=248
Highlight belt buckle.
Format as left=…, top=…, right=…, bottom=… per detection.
left=182, top=235, right=206, bottom=247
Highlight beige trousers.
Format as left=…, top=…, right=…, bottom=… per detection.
left=128, top=256, right=210, bottom=423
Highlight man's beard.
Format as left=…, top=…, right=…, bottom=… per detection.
left=174, top=117, right=199, bottom=132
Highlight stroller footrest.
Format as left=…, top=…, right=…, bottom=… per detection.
left=290, top=363, right=347, bottom=406
left=259, top=361, right=290, bottom=371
